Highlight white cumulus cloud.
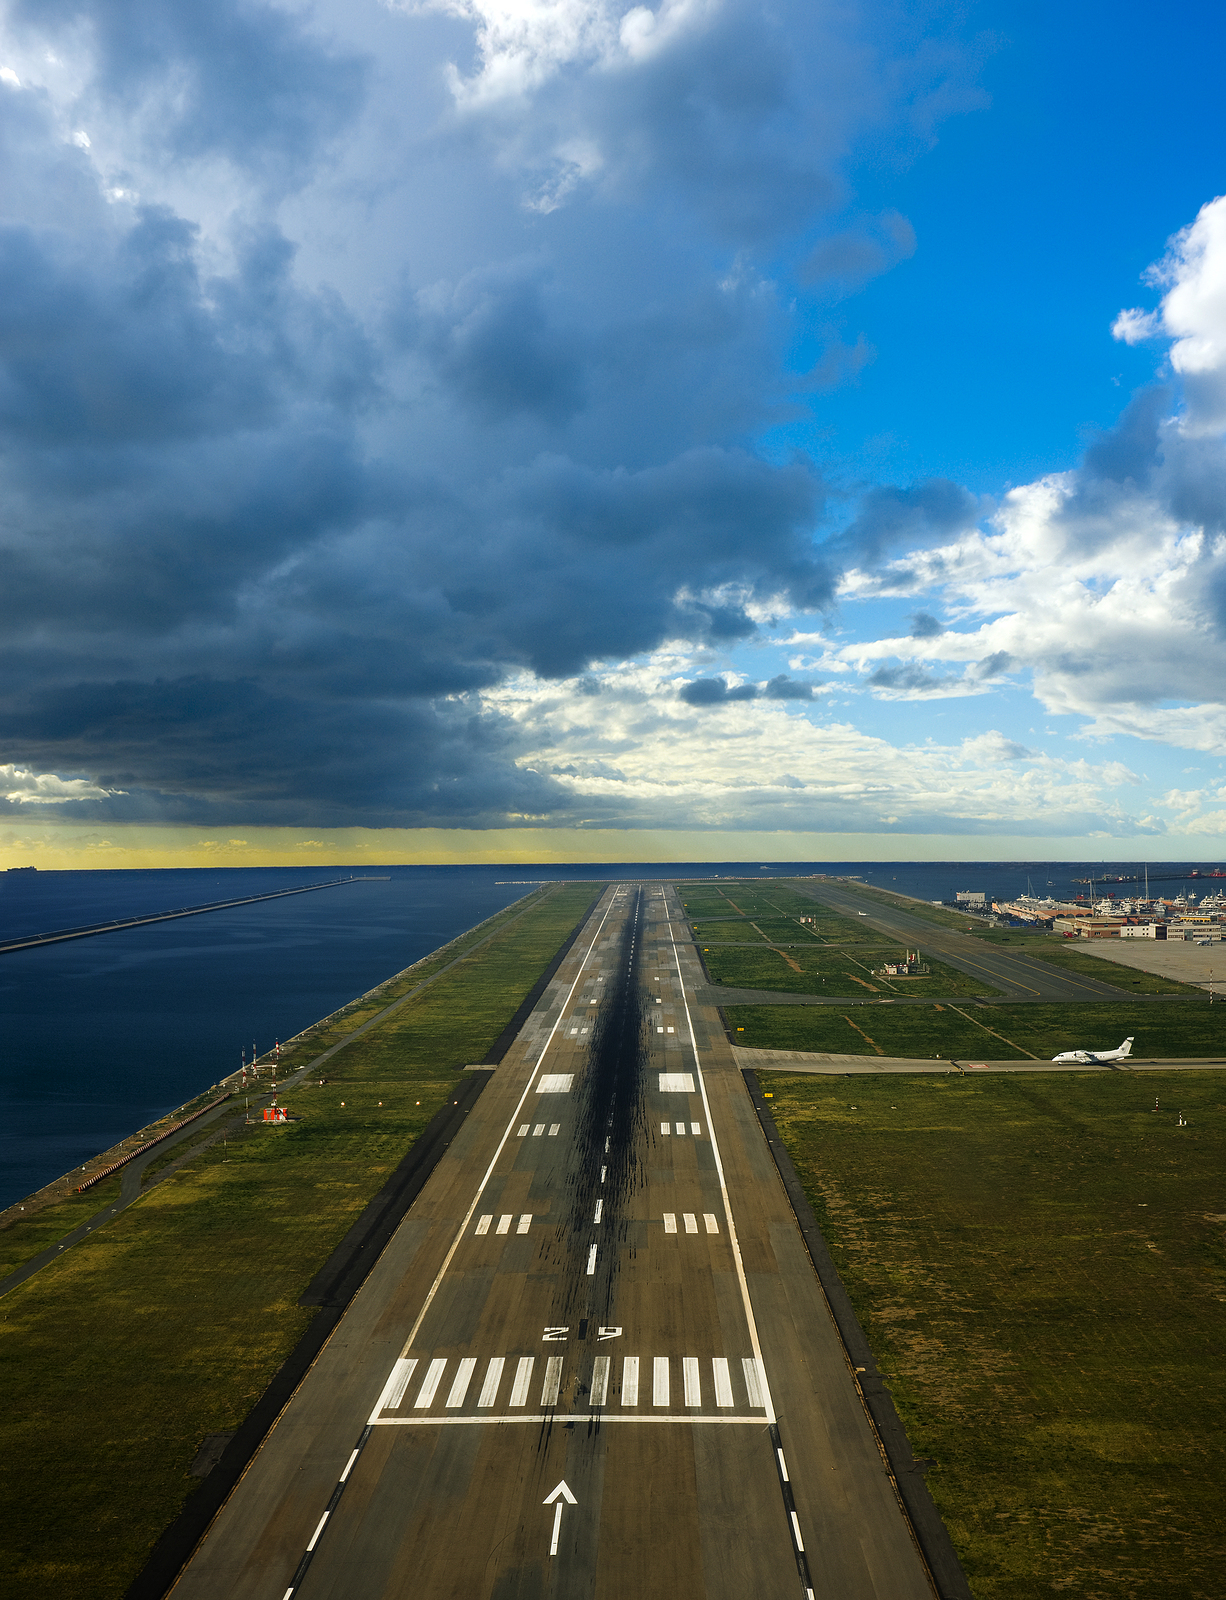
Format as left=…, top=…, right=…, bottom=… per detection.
left=1114, top=193, right=1226, bottom=434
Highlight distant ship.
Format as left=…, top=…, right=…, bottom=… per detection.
left=5, top=865, right=37, bottom=873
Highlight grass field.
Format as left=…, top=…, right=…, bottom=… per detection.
left=760, top=1068, right=1226, bottom=1599
left=727, top=999, right=1226, bottom=1059
left=0, top=881, right=598, bottom=1600
left=677, top=882, right=833, bottom=921
left=701, top=940, right=997, bottom=998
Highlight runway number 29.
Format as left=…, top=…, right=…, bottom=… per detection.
left=540, top=1325, right=622, bottom=1341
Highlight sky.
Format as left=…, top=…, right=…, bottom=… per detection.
left=3, top=0, right=1226, bottom=867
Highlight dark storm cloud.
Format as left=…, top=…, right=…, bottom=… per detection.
left=763, top=674, right=815, bottom=699
left=0, top=674, right=571, bottom=826
left=1057, top=382, right=1226, bottom=573
left=839, top=478, right=981, bottom=564
left=1082, top=387, right=1168, bottom=487
left=908, top=611, right=943, bottom=638
left=0, top=208, right=375, bottom=457
left=0, top=0, right=989, bottom=826
left=867, top=662, right=941, bottom=692
left=270, top=446, right=831, bottom=683
left=973, top=651, right=1013, bottom=679
left=11, top=0, right=366, bottom=189
left=492, top=3, right=844, bottom=249
left=679, top=677, right=759, bottom=705
left=676, top=672, right=814, bottom=706
left=404, top=266, right=586, bottom=426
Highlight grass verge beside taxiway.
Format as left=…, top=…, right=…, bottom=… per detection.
left=0, top=880, right=599, bottom=1600
left=759, top=1068, right=1226, bottom=1599
left=726, top=999, right=1226, bottom=1060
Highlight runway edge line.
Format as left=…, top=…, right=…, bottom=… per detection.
left=124, top=887, right=602, bottom=1600
left=741, top=1069, right=974, bottom=1600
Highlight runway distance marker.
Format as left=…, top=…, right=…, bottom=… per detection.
left=658, top=1072, right=695, bottom=1092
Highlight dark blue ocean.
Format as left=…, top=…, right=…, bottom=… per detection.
left=2, top=858, right=1220, bottom=1208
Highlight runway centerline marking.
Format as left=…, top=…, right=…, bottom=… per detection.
left=380, top=885, right=623, bottom=1377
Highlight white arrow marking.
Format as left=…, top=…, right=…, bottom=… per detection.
left=543, top=1479, right=577, bottom=1556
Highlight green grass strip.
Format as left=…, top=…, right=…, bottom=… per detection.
left=703, top=941, right=997, bottom=998
left=759, top=1068, right=1226, bottom=1598
left=727, top=999, right=1226, bottom=1059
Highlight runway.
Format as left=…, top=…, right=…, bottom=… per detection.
left=169, top=885, right=941, bottom=1600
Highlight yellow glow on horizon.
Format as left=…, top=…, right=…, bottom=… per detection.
left=0, top=822, right=1216, bottom=870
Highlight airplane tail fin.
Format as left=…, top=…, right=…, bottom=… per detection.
left=1119, top=1037, right=1134, bottom=1056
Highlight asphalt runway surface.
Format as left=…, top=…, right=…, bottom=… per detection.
left=170, top=885, right=937, bottom=1600
left=798, top=882, right=1133, bottom=1001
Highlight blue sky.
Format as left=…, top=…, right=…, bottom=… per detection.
left=2, top=0, right=1226, bottom=862
left=781, top=0, right=1226, bottom=494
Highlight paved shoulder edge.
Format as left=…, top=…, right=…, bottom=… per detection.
left=741, top=1068, right=975, bottom=1600
left=124, top=1072, right=494, bottom=1600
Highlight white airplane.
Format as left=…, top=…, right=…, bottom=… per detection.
left=1051, top=1036, right=1134, bottom=1064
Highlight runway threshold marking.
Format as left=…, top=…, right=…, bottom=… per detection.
left=277, top=886, right=628, bottom=1600
left=371, top=1413, right=779, bottom=1427
left=375, top=1350, right=766, bottom=1414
